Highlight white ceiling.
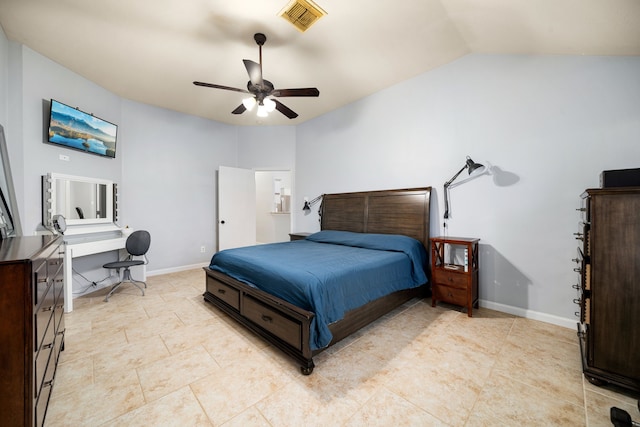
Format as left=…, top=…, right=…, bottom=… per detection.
left=1, top=0, right=639, bottom=126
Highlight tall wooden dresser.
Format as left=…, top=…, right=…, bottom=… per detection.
left=0, top=235, right=65, bottom=426
left=575, top=188, right=640, bottom=393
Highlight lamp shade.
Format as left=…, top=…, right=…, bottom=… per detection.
left=466, top=157, right=485, bottom=177
left=242, top=97, right=257, bottom=111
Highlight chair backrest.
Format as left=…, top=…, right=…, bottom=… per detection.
left=126, top=230, right=151, bottom=256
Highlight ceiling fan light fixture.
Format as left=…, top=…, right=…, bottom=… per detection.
left=264, top=97, right=276, bottom=112
left=242, top=97, right=257, bottom=111
left=257, top=104, right=269, bottom=117
left=279, top=0, right=327, bottom=33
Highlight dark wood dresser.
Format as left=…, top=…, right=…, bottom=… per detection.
left=0, top=235, right=65, bottom=426
left=575, top=188, right=640, bottom=393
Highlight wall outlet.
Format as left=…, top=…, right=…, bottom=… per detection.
left=200, top=246, right=206, bottom=253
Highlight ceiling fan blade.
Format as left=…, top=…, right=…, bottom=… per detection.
left=243, top=60, right=262, bottom=87
left=272, top=88, right=320, bottom=97
left=193, top=81, right=250, bottom=94
left=231, top=104, right=247, bottom=115
left=273, top=99, right=298, bottom=119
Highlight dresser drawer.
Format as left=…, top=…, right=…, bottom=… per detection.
left=206, top=277, right=240, bottom=310
left=35, top=284, right=55, bottom=349
left=34, top=327, right=54, bottom=398
left=243, top=295, right=302, bottom=350
left=433, top=284, right=467, bottom=307
left=35, top=376, right=53, bottom=427
left=433, top=269, right=468, bottom=289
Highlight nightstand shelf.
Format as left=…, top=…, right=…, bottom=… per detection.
left=430, top=236, right=479, bottom=317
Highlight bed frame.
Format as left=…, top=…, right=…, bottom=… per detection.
left=203, top=187, right=432, bottom=374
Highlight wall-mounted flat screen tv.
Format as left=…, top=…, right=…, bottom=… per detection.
left=47, top=99, right=117, bottom=158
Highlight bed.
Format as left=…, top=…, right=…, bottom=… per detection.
left=203, top=187, right=432, bottom=374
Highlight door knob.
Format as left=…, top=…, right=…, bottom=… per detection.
left=220, top=220, right=225, bottom=224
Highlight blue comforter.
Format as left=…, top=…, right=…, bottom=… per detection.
left=209, top=230, right=428, bottom=350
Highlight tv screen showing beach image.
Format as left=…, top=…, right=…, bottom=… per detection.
left=47, top=100, right=117, bottom=158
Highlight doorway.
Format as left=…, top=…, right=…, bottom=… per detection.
left=255, top=170, right=292, bottom=244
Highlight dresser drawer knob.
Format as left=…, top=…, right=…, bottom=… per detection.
left=217, top=289, right=226, bottom=294
left=261, top=315, right=273, bottom=323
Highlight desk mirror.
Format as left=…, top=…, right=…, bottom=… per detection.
left=0, top=124, right=21, bottom=237
left=43, top=173, right=117, bottom=229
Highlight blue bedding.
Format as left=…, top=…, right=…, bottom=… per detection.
left=209, top=230, right=428, bottom=350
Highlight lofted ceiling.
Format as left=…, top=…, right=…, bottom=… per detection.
left=1, top=0, right=639, bottom=126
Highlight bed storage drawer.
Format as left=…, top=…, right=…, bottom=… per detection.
left=206, top=276, right=240, bottom=310
left=243, top=295, right=302, bottom=351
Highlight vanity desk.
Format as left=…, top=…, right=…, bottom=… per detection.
left=62, top=226, right=145, bottom=312
left=43, top=173, right=145, bottom=312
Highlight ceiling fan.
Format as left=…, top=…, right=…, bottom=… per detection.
left=193, top=33, right=320, bottom=119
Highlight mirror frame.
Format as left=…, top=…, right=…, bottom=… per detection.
left=43, top=173, right=116, bottom=229
left=0, top=124, right=22, bottom=237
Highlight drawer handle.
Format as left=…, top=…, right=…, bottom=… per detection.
left=217, top=289, right=226, bottom=294
left=573, top=268, right=582, bottom=273
left=572, top=284, right=580, bottom=290
left=447, top=292, right=453, bottom=297
left=447, top=277, right=453, bottom=282
left=37, top=276, right=48, bottom=284
left=573, top=298, right=580, bottom=305
left=42, top=342, right=53, bottom=350
left=43, top=379, right=54, bottom=388
left=42, top=305, right=54, bottom=312
left=261, top=315, right=273, bottom=323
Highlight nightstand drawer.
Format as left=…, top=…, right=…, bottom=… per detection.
left=433, top=269, right=468, bottom=289
left=433, top=285, right=467, bottom=306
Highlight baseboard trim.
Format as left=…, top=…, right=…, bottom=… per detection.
left=479, top=299, right=576, bottom=330
left=147, top=263, right=208, bottom=277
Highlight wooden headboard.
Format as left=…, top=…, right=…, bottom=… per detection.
left=320, top=187, right=432, bottom=248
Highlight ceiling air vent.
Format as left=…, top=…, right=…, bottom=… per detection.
left=279, top=0, right=327, bottom=32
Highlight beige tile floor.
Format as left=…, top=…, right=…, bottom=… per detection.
left=45, top=269, right=639, bottom=426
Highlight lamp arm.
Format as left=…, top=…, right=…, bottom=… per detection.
left=443, top=165, right=468, bottom=220
left=308, top=195, right=323, bottom=206
left=444, top=165, right=468, bottom=188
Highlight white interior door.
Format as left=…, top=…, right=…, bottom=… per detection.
left=218, top=166, right=256, bottom=251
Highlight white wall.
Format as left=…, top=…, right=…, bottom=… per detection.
left=17, top=45, right=123, bottom=232
left=120, top=100, right=237, bottom=272
left=295, top=54, right=640, bottom=327
left=0, top=24, right=8, bottom=127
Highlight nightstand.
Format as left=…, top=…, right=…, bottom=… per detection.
left=430, top=236, right=479, bottom=317
left=289, top=232, right=312, bottom=241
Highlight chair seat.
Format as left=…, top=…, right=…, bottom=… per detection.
left=103, top=260, right=145, bottom=269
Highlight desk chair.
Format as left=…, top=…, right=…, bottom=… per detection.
left=103, top=230, right=151, bottom=302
